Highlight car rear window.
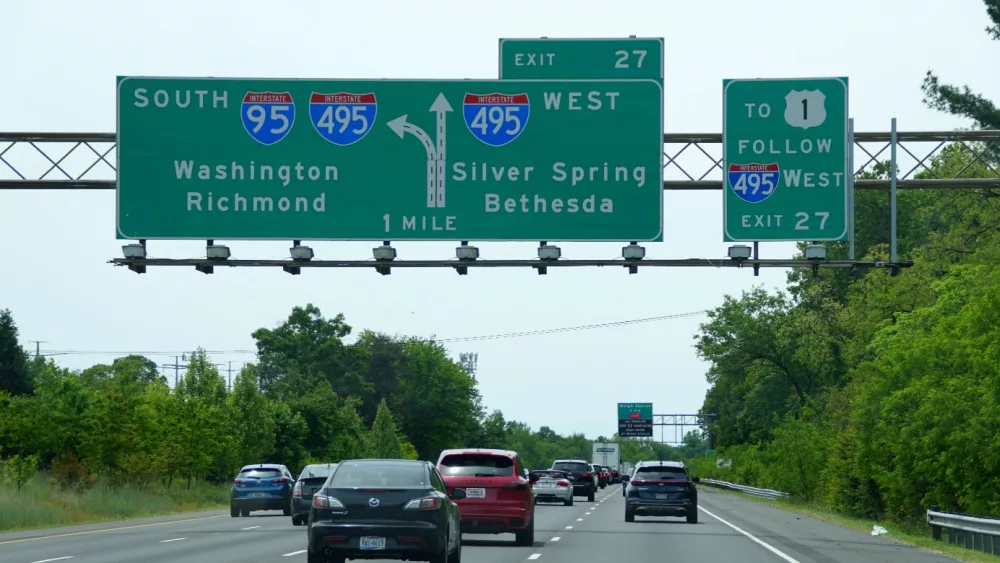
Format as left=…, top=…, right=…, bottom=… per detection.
left=439, top=454, right=514, bottom=477
left=552, top=462, right=589, bottom=472
left=300, top=465, right=337, bottom=479
left=635, top=467, right=688, bottom=480
left=531, top=470, right=567, bottom=479
left=329, top=463, right=428, bottom=488
left=239, top=468, right=282, bottom=478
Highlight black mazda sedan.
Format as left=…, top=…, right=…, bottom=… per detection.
left=307, top=458, right=464, bottom=563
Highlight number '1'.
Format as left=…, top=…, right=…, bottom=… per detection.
left=802, top=99, right=808, bottom=120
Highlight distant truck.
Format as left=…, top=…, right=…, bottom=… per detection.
left=592, top=442, right=620, bottom=473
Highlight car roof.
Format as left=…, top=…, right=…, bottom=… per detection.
left=338, top=458, right=428, bottom=467
left=240, top=463, right=285, bottom=471
left=552, top=459, right=588, bottom=464
left=437, top=448, right=518, bottom=461
left=635, top=460, right=686, bottom=468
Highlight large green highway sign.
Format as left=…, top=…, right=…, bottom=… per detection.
left=722, top=77, right=849, bottom=242
left=116, top=77, right=663, bottom=242
left=617, top=402, right=653, bottom=438
left=498, top=37, right=664, bottom=87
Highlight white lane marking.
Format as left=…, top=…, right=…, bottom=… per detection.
left=283, top=550, right=307, bottom=557
left=575, top=518, right=583, bottom=521
left=565, top=525, right=573, bottom=529
left=528, top=554, right=541, bottom=560
left=241, top=525, right=260, bottom=530
left=160, top=537, right=186, bottom=543
left=550, top=536, right=561, bottom=542
left=31, top=558, right=74, bottom=563
left=699, top=506, right=801, bottom=563
left=584, top=512, right=591, bottom=515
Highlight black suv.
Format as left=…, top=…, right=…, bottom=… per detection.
left=624, top=461, right=699, bottom=523
left=551, top=459, right=596, bottom=502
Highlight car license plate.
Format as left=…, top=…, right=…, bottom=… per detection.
left=251, top=492, right=265, bottom=498
left=465, top=488, right=486, bottom=498
left=360, top=536, right=386, bottom=550
left=655, top=493, right=671, bottom=499
left=537, top=480, right=554, bottom=487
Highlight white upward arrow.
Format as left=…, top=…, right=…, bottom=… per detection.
left=387, top=115, right=438, bottom=208
left=429, top=93, right=452, bottom=208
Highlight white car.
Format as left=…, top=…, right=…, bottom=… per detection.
left=529, top=470, right=574, bottom=506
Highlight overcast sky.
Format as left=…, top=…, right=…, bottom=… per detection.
left=2, top=0, right=997, bottom=440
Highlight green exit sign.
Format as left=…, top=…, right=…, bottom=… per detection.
left=617, top=402, right=653, bottom=419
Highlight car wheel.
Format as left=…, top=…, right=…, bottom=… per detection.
left=230, top=506, right=239, bottom=517
left=687, top=508, right=699, bottom=524
left=291, top=515, right=303, bottom=526
left=587, top=489, right=595, bottom=502
left=447, top=534, right=462, bottom=563
left=306, top=549, right=325, bottom=563
left=563, top=495, right=573, bottom=506
left=241, top=509, right=250, bottom=517
left=283, top=505, right=292, bottom=516
left=625, top=510, right=635, bottom=523
left=514, top=515, right=535, bottom=546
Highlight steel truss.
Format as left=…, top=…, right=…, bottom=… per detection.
left=647, top=414, right=717, bottom=445
left=1, top=130, right=998, bottom=191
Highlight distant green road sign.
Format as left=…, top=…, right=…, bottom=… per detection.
left=116, top=77, right=663, bottom=241
left=617, top=402, right=653, bottom=438
left=722, top=77, right=849, bottom=242
left=498, top=37, right=664, bottom=87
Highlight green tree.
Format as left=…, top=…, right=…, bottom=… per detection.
left=0, top=310, right=32, bottom=397
left=364, top=398, right=403, bottom=459
left=226, top=364, right=276, bottom=472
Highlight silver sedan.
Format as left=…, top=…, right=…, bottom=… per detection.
left=530, top=470, right=574, bottom=506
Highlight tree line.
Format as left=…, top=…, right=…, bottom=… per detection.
left=689, top=0, right=1000, bottom=524
left=0, top=305, right=703, bottom=492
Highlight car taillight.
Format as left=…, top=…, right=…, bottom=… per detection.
left=312, top=494, right=345, bottom=509
left=275, top=477, right=288, bottom=484
left=404, top=496, right=442, bottom=510
left=293, top=482, right=302, bottom=497
left=233, top=478, right=246, bottom=485
left=582, top=472, right=592, bottom=479
left=503, top=480, right=529, bottom=491
left=631, top=479, right=647, bottom=486
left=556, top=480, right=570, bottom=487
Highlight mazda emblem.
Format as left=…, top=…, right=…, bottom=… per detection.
left=368, top=497, right=380, bottom=507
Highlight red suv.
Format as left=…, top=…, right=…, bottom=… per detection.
left=436, top=448, right=537, bottom=546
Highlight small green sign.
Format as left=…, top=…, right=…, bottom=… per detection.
left=722, top=77, right=849, bottom=242
left=617, top=402, right=653, bottom=419
left=498, top=37, right=664, bottom=87
left=116, top=76, right=663, bottom=242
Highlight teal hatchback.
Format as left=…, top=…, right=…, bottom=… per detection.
left=230, top=463, right=294, bottom=517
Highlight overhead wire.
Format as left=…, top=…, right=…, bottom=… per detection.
left=34, top=309, right=710, bottom=357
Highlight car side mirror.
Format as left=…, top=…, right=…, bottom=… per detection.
left=528, top=474, right=539, bottom=483
left=450, top=489, right=466, bottom=500
left=622, top=476, right=630, bottom=483
left=692, top=476, right=701, bottom=483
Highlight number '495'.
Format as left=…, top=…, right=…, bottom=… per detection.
left=731, top=172, right=778, bottom=196
left=469, top=106, right=522, bottom=135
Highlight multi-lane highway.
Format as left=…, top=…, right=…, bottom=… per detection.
left=0, top=486, right=960, bottom=563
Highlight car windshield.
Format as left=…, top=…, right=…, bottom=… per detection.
left=439, top=454, right=514, bottom=477
left=300, top=465, right=337, bottom=479
left=635, top=467, right=688, bottom=481
left=329, top=463, right=428, bottom=488
left=239, top=468, right=282, bottom=479
left=552, top=462, right=589, bottom=472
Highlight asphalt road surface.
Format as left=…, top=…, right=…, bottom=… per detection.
left=0, top=486, right=963, bottom=563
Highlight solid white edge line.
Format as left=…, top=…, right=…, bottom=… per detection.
left=698, top=506, right=801, bottom=563
left=31, top=558, right=74, bottom=563
left=528, top=553, right=542, bottom=560
left=283, top=549, right=307, bottom=556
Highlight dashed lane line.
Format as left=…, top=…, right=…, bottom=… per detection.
left=159, top=537, right=186, bottom=543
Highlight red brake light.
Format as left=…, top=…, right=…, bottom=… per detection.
left=631, top=479, right=647, bottom=486
left=275, top=477, right=288, bottom=484
left=582, top=472, right=592, bottom=479
left=233, top=478, right=246, bottom=485
left=404, top=496, right=442, bottom=510
left=293, top=482, right=302, bottom=497
left=556, top=480, right=570, bottom=487
left=502, top=480, right=529, bottom=491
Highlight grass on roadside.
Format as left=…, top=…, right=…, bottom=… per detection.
left=704, top=486, right=997, bottom=563
left=0, top=474, right=229, bottom=532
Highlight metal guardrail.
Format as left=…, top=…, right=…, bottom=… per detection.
left=927, top=509, right=1000, bottom=555
left=699, top=478, right=789, bottom=500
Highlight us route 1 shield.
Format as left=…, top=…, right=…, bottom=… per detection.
left=722, top=77, right=849, bottom=242
left=116, top=77, right=663, bottom=242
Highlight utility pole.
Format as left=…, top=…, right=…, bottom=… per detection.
left=160, top=356, right=184, bottom=388
left=227, top=361, right=233, bottom=391
left=458, top=353, right=478, bottom=379
left=27, top=340, right=47, bottom=358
